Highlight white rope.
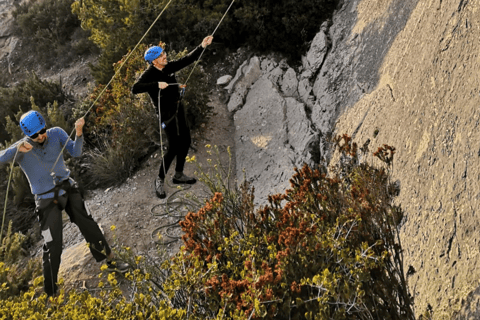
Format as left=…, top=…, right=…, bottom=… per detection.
left=1, top=145, right=20, bottom=244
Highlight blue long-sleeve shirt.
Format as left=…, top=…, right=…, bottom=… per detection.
left=0, top=127, right=83, bottom=200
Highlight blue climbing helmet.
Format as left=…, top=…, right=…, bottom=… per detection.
left=19, top=111, right=46, bottom=137
left=144, top=46, right=163, bottom=64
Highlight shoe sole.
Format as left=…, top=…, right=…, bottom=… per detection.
left=172, top=179, right=196, bottom=185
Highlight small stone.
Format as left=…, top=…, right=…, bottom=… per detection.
left=216, top=75, right=232, bottom=86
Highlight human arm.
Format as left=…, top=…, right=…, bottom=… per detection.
left=54, top=126, right=83, bottom=157
left=132, top=67, right=160, bottom=95
left=0, top=141, right=25, bottom=164
left=201, top=35, right=213, bottom=48
left=163, top=36, right=213, bottom=74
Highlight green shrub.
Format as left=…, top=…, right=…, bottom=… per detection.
left=0, top=224, right=185, bottom=319
left=73, top=43, right=211, bottom=188
left=163, top=137, right=414, bottom=319
left=73, top=0, right=336, bottom=84
left=0, top=221, right=42, bottom=299
left=13, top=0, right=95, bottom=66
left=0, top=282, right=185, bottom=319
left=0, top=72, right=70, bottom=143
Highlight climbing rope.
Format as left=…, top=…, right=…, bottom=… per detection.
left=0, top=145, right=20, bottom=244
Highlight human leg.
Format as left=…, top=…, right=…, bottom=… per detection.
left=64, top=189, right=111, bottom=261
left=64, top=189, right=129, bottom=272
left=172, top=114, right=196, bottom=184
left=158, top=122, right=181, bottom=180
left=35, top=198, right=65, bottom=296
left=155, top=120, right=183, bottom=198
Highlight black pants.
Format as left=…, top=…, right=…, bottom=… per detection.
left=158, top=106, right=191, bottom=180
left=35, top=186, right=111, bottom=296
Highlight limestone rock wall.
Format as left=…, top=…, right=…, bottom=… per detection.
left=0, top=0, right=19, bottom=74
left=226, top=0, right=480, bottom=318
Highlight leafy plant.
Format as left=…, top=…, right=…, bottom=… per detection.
left=13, top=0, right=95, bottom=65
left=0, top=72, right=69, bottom=143
left=163, top=137, right=414, bottom=319
left=0, top=137, right=416, bottom=319
left=0, top=221, right=42, bottom=300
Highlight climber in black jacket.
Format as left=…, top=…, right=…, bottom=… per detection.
left=132, top=35, right=213, bottom=199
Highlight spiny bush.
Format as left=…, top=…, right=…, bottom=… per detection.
left=13, top=0, right=95, bottom=66
left=73, top=43, right=211, bottom=188
left=72, top=0, right=336, bottom=84
left=163, top=137, right=415, bottom=319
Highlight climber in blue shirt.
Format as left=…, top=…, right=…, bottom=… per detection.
left=0, top=110, right=129, bottom=297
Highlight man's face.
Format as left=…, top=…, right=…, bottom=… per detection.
left=31, top=128, right=47, bottom=144
left=153, top=52, right=167, bottom=68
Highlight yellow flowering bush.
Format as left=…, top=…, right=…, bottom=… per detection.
left=0, top=221, right=41, bottom=300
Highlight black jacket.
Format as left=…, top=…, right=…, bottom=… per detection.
left=132, top=45, right=203, bottom=121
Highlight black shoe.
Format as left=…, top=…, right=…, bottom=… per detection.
left=155, top=176, right=166, bottom=198
left=106, top=260, right=130, bottom=273
left=172, top=173, right=196, bottom=185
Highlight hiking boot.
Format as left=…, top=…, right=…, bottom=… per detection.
left=155, top=176, right=166, bottom=199
left=172, top=172, right=196, bottom=185
left=106, top=259, right=130, bottom=273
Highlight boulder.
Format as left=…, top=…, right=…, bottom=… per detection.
left=304, top=28, right=329, bottom=73
left=226, top=57, right=262, bottom=113
left=280, top=68, right=298, bottom=96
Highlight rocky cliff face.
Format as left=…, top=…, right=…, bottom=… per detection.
left=0, top=0, right=18, bottom=75
left=225, top=0, right=480, bottom=318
